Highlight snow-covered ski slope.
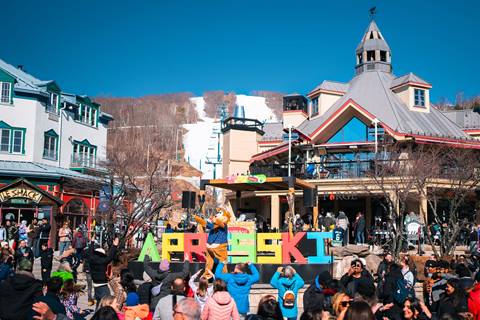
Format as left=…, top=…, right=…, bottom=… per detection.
left=183, top=95, right=277, bottom=179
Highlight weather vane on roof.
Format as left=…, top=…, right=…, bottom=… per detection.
left=369, top=7, right=377, bottom=20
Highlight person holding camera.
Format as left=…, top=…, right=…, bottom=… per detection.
left=270, top=265, right=305, bottom=320
left=340, top=259, right=374, bottom=297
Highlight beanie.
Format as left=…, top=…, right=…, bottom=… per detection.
left=159, top=259, right=170, bottom=272
left=316, top=271, right=333, bottom=288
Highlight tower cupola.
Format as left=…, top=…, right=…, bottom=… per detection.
left=355, top=20, right=392, bottom=75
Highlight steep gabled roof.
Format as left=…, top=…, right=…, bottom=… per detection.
left=391, top=72, right=431, bottom=89
left=297, top=70, right=470, bottom=141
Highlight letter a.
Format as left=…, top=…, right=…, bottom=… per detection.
left=138, top=233, right=161, bottom=262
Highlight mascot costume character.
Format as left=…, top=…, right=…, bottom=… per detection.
left=194, top=208, right=231, bottom=275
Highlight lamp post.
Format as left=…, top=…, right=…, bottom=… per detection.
left=288, top=125, right=292, bottom=177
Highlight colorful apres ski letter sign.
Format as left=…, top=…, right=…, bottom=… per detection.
left=138, top=231, right=333, bottom=264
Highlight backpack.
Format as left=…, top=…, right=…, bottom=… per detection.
left=75, top=237, right=86, bottom=249
left=282, top=283, right=296, bottom=308
left=393, top=278, right=409, bottom=304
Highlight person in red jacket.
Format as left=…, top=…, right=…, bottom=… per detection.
left=468, top=272, right=480, bottom=320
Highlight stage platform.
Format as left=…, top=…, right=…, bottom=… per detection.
left=128, top=261, right=332, bottom=284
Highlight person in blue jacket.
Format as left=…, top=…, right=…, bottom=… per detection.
left=215, top=261, right=260, bottom=318
left=270, top=265, right=305, bottom=320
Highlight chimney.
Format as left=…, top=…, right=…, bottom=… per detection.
left=17, top=65, right=24, bottom=71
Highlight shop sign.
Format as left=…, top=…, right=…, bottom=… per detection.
left=0, top=187, right=43, bottom=203
left=321, top=192, right=358, bottom=201
left=226, top=174, right=267, bottom=184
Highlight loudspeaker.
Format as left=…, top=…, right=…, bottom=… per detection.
left=303, top=188, right=317, bottom=207
left=182, top=191, right=196, bottom=209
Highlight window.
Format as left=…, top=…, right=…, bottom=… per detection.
left=48, top=93, right=59, bottom=113
left=367, top=51, right=376, bottom=61
left=0, top=129, right=10, bottom=152
left=43, top=132, right=58, bottom=160
left=77, top=104, right=97, bottom=127
left=380, top=51, right=387, bottom=62
left=12, top=130, right=22, bottom=153
left=1, top=82, right=11, bottom=104
left=0, top=125, right=25, bottom=154
left=90, top=109, right=97, bottom=126
left=311, top=98, right=319, bottom=116
left=369, top=31, right=374, bottom=39
left=328, top=117, right=369, bottom=143
left=414, top=89, right=425, bottom=107
left=357, top=53, right=363, bottom=64
left=72, top=141, right=97, bottom=167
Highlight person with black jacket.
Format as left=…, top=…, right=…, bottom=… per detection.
left=15, top=239, right=34, bottom=269
left=40, top=242, right=54, bottom=282
left=144, top=254, right=190, bottom=311
left=0, top=259, right=43, bottom=320
left=437, top=278, right=468, bottom=318
left=38, top=218, right=51, bottom=249
left=379, top=263, right=404, bottom=320
left=87, top=235, right=119, bottom=307
left=340, top=259, right=374, bottom=297
left=303, top=270, right=337, bottom=314
left=30, top=276, right=67, bottom=319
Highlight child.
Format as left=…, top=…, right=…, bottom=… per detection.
left=189, top=269, right=214, bottom=311
left=60, top=279, right=84, bottom=320
left=40, top=242, right=54, bottom=282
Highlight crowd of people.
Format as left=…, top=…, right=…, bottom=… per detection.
left=1, top=216, right=480, bottom=320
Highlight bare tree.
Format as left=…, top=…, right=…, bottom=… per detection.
left=413, top=145, right=480, bottom=258
left=362, top=142, right=418, bottom=259
left=361, top=142, right=480, bottom=259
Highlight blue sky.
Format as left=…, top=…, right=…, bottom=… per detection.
left=2, top=0, right=479, bottom=102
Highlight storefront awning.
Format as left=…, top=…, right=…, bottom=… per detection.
left=200, top=176, right=315, bottom=192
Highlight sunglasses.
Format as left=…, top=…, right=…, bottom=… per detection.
left=341, top=300, right=352, bottom=307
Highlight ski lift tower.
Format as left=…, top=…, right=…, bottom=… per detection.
left=205, top=104, right=229, bottom=179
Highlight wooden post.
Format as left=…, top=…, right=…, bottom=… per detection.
left=313, top=206, right=319, bottom=230
left=271, top=194, right=280, bottom=230
left=235, top=191, right=241, bottom=213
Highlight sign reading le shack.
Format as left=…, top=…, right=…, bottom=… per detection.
left=0, top=187, right=43, bottom=203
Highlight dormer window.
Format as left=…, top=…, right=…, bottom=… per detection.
left=48, top=93, right=59, bottom=113
left=0, top=82, right=12, bottom=104
left=311, top=97, right=319, bottom=116
left=414, top=89, right=425, bottom=107
left=367, top=51, right=375, bottom=61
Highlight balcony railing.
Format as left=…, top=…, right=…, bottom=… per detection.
left=71, top=154, right=97, bottom=169
left=250, top=160, right=376, bottom=180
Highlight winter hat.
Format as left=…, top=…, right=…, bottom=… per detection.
left=18, top=259, right=33, bottom=272
left=425, top=260, right=438, bottom=268
left=125, top=292, right=140, bottom=307
left=95, top=248, right=106, bottom=255
left=316, top=271, right=333, bottom=288
left=159, top=259, right=170, bottom=272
